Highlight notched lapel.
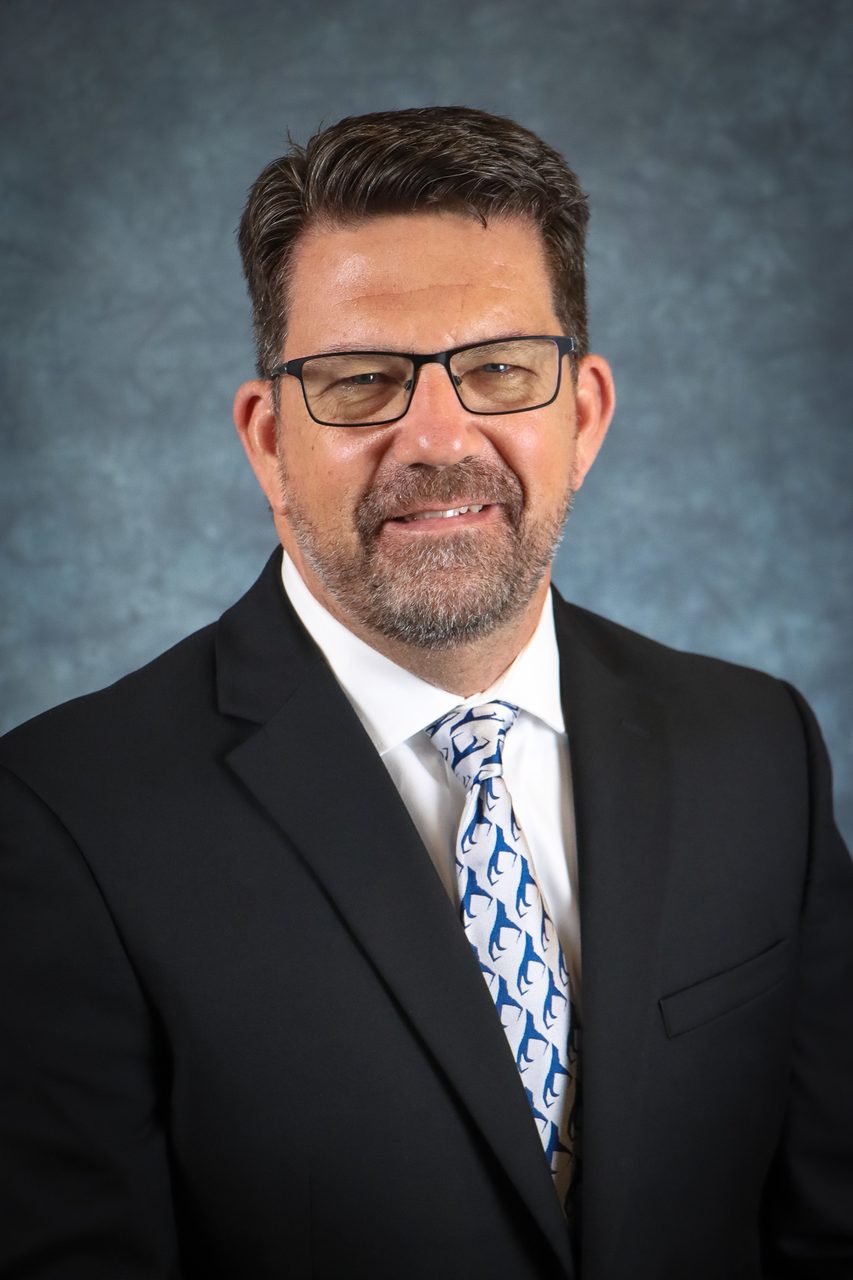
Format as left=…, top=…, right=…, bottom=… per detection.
left=554, top=599, right=672, bottom=1274
left=217, top=558, right=574, bottom=1276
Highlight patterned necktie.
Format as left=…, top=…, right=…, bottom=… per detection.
left=426, top=700, right=576, bottom=1202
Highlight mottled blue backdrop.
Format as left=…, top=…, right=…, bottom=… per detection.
left=1, top=0, right=851, bottom=843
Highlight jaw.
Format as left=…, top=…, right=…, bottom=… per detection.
left=277, top=499, right=559, bottom=694
left=272, top=450, right=572, bottom=687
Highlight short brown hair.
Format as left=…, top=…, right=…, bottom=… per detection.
left=237, top=106, right=590, bottom=377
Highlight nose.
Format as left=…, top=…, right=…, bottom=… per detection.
left=388, top=362, right=487, bottom=467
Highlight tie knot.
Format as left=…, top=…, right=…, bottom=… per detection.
left=425, top=700, right=519, bottom=791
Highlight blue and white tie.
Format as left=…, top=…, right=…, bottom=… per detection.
left=426, top=700, right=576, bottom=1201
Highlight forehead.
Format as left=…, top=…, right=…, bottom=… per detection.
left=283, top=211, right=560, bottom=356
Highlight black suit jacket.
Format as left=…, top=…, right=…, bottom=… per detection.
left=1, top=550, right=852, bottom=1279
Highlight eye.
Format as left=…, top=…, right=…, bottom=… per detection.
left=477, top=361, right=525, bottom=377
left=331, top=367, right=404, bottom=392
left=344, top=371, right=387, bottom=386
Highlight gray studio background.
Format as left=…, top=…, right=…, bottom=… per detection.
left=2, top=0, right=851, bottom=844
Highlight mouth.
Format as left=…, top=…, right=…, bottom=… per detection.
left=355, top=458, right=525, bottom=546
left=393, top=503, right=489, bottom=524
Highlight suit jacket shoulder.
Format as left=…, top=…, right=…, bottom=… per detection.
left=551, top=588, right=812, bottom=765
left=0, top=552, right=311, bottom=800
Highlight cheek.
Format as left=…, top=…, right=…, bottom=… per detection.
left=497, top=420, right=575, bottom=502
left=283, top=429, right=385, bottom=519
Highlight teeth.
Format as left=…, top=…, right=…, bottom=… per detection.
left=401, top=504, right=485, bottom=522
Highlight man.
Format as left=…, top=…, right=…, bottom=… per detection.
left=1, top=106, right=851, bottom=1279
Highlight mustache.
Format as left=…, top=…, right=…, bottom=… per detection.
left=355, top=458, right=524, bottom=540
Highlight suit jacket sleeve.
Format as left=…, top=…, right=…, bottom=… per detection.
left=0, top=765, right=181, bottom=1279
left=760, top=684, right=853, bottom=1274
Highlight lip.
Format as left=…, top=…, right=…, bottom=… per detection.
left=378, top=502, right=501, bottom=534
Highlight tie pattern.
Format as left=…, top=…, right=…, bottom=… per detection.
left=426, top=700, right=576, bottom=1200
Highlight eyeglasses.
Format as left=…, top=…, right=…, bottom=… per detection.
left=269, top=335, right=578, bottom=428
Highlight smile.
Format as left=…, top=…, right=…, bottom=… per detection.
left=397, top=505, right=486, bottom=523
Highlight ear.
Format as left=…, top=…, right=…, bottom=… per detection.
left=571, top=354, right=616, bottom=491
left=233, top=379, right=284, bottom=513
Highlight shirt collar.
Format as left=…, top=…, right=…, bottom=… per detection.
left=281, top=551, right=565, bottom=756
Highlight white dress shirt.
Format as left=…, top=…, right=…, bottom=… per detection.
left=281, top=553, right=582, bottom=1005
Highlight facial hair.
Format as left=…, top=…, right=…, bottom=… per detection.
left=280, top=454, right=573, bottom=649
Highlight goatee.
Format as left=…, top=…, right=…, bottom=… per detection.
left=281, top=456, right=573, bottom=649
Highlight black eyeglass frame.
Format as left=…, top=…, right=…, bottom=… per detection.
left=269, top=334, right=579, bottom=428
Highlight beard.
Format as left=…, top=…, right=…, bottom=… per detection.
left=280, top=455, right=573, bottom=649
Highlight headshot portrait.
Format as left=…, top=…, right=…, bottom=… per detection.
left=1, top=3, right=851, bottom=1277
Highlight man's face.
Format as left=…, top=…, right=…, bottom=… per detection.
left=239, top=211, right=611, bottom=650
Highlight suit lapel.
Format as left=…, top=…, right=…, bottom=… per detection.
left=216, top=553, right=575, bottom=1277
left=554, top=596, right=672, bottom=1273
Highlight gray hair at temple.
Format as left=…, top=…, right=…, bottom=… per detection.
left=237, top=105, right=590, bottom=380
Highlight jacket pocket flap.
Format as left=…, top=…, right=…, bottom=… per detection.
left=659, top=937, right=791, bottom=1038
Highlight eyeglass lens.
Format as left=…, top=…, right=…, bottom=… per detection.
left=299, top=338, right=561, bottom=425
